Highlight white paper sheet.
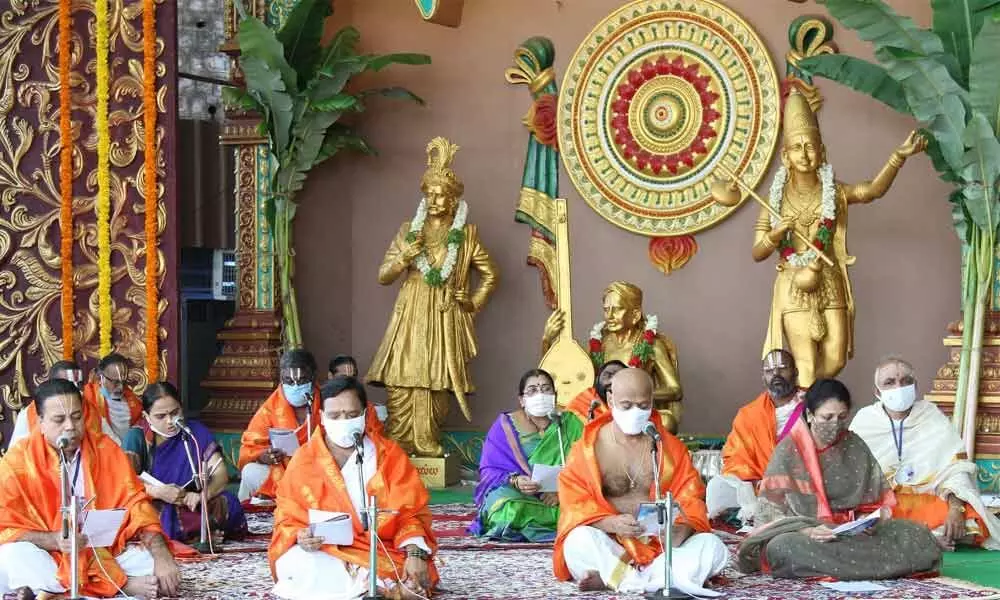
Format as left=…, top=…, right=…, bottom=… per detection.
left=831, top=508, right=881, bottom=537
left=139, top=472, right=164, bottom=487
left=530, top=464, right=562, bottom=493
left=269, top=428, right=300, bottom=455
left=308, top=509, right=353, bottom=545
left=635, top=502, right=681, bottom=536
left=81, top=508, right=127, bottom=548
left=819, top=581, right=889, bottom=592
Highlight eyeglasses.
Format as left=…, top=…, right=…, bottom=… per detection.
left=523, top=385, right=555, bottom=395
left=100, top=373, right=125, bottom=386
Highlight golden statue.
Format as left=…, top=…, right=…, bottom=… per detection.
left=541, top=281, right=683, bottom=431
left=712, top=90, right=925, bottom=387
left=366, top=137, right=499, bottom=457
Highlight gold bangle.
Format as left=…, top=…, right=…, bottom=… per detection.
left=888, top=152, right=904, bottom=168
left=761, top=235, right=776, bottom=249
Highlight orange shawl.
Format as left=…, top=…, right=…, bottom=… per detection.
left=366, top=407, right=385, bottom=436
left=237, top=385, right=323, bottom=498
left=553, top=412, right=709, bottom=580
left=0, top=430, right=162, bottom=596
left=82, top=381, right=143, bottom=430
left=268, top=428, right=438, bottom=584
left=565, top=387, right=604, bottom=422
left=721, top=392, right=780, bottom=481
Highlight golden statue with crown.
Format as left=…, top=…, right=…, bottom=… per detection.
left=366, top=137, right=499, bottom=459
left=713, top=91, right=926, bottom=387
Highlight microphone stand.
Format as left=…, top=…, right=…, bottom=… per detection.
left=364, top=494, right=384, bottom=600
left=59, top=448, right=82, bottom=600
left=355, top=436, right=370, bottom=532
left=185, top=428, right=211, bottom=554
left=550, top=411, right=566, bottom=465
left=645, top=438, right=689, bottom=600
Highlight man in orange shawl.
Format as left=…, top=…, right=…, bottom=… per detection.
left=564, top=360, right=627, bottom=423
left=554, top=369, right=726, bottom=596
left=0, top=379, right=180, bottom=599
left=8, top=360, right=94, bottom=450
left=81, top=353, right=144, bottom=445
left=269, top=376, right=437, bottom=600
left=238, top=349, right=323, bottom=501
left=707, top=349, right=805, bottom=522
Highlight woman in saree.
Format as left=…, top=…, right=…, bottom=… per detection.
left=737, top=378, right=941, bottom=579
left=123, top=382, right=248, bottom=544
left=469, top=368, right=583, bottom=542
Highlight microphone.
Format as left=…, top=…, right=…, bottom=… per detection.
left=57, top=433, right=72, bottom=450
left=352, top=431, right=365, bottom=455
left=172, top=416, right=194, bottom=436
left=587, top=399, right=602, bottom=421
left=548, top=410, right=562, bottom=425
left=642, top=422, right=661, bottom=443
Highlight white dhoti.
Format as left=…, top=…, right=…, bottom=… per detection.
left=705, top=475, right=758, bottom=523
left=239, top=463, right=271, bottom=501
left=0, top=542, right=155, bottom=596
left=563, top=526, right=728, bottom=597
left=273, top=546, right=395, bottom=600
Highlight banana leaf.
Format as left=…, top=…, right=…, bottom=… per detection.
left=796, top=54, right=911, bottom=114
left=276, top=0, right=332, bottom=87
left=236, top=10, right=297, bottom=93
left=314, top=124, right=377, bottom=167
left=366, top=53, right=433, bottom=72
left=240, top=56, right=294, bottom=155
left=931, top=0, right=1000, bottom=84
left=969, top=15, right=1000, bottom=131
left=960, top=113, right=1000, bottom=232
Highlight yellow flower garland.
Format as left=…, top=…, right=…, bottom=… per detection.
left=58, top=0, right=73, bottom=358
left=96, top=0, right=111, bottom=355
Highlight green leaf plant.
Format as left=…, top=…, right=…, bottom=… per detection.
left=225, top=0, right=431, bottom=349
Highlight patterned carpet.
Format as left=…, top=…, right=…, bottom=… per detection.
left=121, top=505, right=1000, bottom=599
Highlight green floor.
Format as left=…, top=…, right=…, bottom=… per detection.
left=942, top=546, right=1000, bottom=588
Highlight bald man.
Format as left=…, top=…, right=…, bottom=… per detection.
left=850, top=357, right=1000, bottom=550
left=553, top=369, right=726, bottom=596
left=707, top=349, right=805, bottom=523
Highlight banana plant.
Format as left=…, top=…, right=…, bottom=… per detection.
left=794, top=0, right=1000, bottom=453
left=223, top=0, right=431, bottom=349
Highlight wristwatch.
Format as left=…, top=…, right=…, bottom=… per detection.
left=406, top=545, right=430, bottom=561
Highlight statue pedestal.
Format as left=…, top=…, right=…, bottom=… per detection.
left=199, top=310, right=282, bottom=432
left=409, top=454, right=460, bottom=489
left=927, top=312, right=1000, bottom=491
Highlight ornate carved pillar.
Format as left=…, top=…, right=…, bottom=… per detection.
left=198, top=0, right=282, bottom=434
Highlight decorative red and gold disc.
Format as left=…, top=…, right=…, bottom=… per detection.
left=559, top=0, right=780, bottom=236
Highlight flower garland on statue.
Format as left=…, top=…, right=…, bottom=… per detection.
left=58, top=0, right=73, bottom=358
left=588, top=314, right=659, bottom=368
left=405, top=198, right=467, bottom=287
left=95, top=0, right=112, bottom=355
left=142, top=0, right=159, bottom=379
left=768, top=163, right=836, bottom=268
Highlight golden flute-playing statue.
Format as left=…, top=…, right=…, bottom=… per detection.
left=713, top=91, right=925, bottom=387
left=366, top=137, right=499, bottom=457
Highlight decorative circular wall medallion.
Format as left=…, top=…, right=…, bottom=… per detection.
left=559, top=0, right=780, bottom=236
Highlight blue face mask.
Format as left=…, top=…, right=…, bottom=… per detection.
left=100, top=386, right=121, bottom=401
left=282, top=383, right=313, bottom=407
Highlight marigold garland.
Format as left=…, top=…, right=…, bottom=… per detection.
left=142, top=0, right=159, bottom=379
left=95, top=0, right=112, bottom=356
left=58, top=0, right=73, bottom=359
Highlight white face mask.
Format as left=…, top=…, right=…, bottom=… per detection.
left=611, top=405, right=652, bottom=435
left=879, top=383, right=917, bottom=413
left=522, top=393, right=556, bottom=418
left=323, top=413, right=366, bottom=449
left=147, top=418, right=181, bottom=439
left=374, top=405, right=389, bottom=422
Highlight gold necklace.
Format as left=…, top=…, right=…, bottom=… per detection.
left=611, top=426, right=650, bottom=490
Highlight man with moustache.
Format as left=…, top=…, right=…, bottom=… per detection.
left=707, top=349, right=805, bottom=523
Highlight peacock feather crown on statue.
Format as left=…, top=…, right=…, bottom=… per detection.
left=421, top=136, right=464, bottom=197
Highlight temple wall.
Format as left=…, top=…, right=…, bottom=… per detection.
left=295, top=0, right=958, bottom=435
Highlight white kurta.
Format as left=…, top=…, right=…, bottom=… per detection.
left=272, top=436, right=430, bottom=600
left=850, top=399, right=1000, bottom=550
left=563, top=527, right=727, bottom=597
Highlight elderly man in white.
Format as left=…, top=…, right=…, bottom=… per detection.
left=850, top=356, right=1000, bottom=550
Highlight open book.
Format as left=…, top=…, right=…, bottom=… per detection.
left=831, top=508, right=881, bottom=537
